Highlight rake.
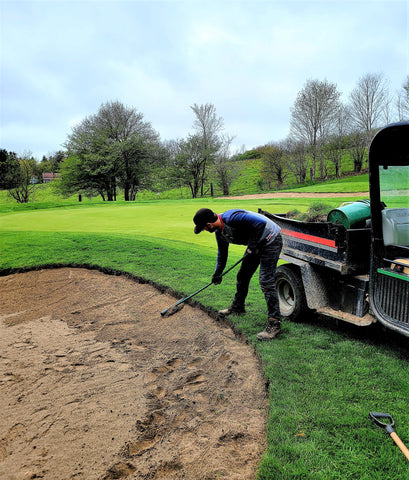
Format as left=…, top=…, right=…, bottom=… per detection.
left=160, top=254, right=247, bottom=318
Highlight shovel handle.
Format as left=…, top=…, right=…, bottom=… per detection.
left=390, top=432, right=409, bottom=461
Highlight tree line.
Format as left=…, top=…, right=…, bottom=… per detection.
left=1, top=73, right=409, bottom=203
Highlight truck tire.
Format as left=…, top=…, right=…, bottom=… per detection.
left=276, top=264, right=308, bottom=321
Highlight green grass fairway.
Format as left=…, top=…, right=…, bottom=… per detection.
left=1, top=187, right=409, bottom=480
left=0, top=196, right=364, bottom=250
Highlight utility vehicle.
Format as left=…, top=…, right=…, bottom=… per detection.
left=260, top=122, right=409, bottom=336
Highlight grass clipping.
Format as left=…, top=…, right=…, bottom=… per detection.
left=286, top=201, right=331, bottom=222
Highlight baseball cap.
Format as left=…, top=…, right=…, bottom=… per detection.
left=193, top=208, right=217, bottom=234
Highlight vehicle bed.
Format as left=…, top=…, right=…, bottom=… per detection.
left=259, top=209, right=372, bottom=275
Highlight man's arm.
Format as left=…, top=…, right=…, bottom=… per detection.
left=215, top=231, right=229, bottom=274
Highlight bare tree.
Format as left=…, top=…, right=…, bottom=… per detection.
left=325, top=105, right=349, bottom=178
left=260, top=142, right=288, bottom=189
left=347, top=73, right=389, bottom=144
left=396, top=76, right=409, bottom=121
left=324, top=140, right=342, bottom=178
left=382, top=86, right=394, bottom=125
left=190, top=103, right=224, bottom=196
left=283, top=137, right=308, bottom=184
left=212, top=134, right=237, bottom=196
left=290, top=79, right=341, bottom=180
left=156, top=139, right=186, bottom=196
left=347, top=131, right=368, bottom=173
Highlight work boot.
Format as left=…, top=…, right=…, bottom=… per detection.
left=257, top=318, right=282, bottom=341
left=218, top=306, right=245, bottom=316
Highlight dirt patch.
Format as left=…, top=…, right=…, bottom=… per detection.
left=0, top=268, right=267, bottom=480
left=220, top=191, right=369, bottom=200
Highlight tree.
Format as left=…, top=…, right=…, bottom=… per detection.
left=190, top=103, right=224, bottom=196
left=324, top=139, right=343, bottom=178
left=260, top=142, right=288, bottom=189
left=58, top=154, right=111, bottom=200
left=156, top=139, right=186, bottom=196
left=6, top=151, right=39, bottom=203
left=212, top=135, right=237, bottom=196
left=0, top=149, right=20, bottom=189
left=116, top=138, right=151, bottom=201
left=64, top=101, right=160, bottom=201
left=175, top=134, right=207, bottom=198
left=290, top=79, right=341, bottom=180
left=396, top=76, right=409, bottom=121
left=348, top=73, right=389, bottom=144
left=64, top=126, right=119, bottom=200
left=99, top=101, right=160, bottom=200
left=325, top=106, right=349, bottom=178
left=39, top=150, right=66, bottom=175
left=347, top=131, right=367, bottom=173
left=166, top=103, right=228, bottom=199
left=284, top=137, right=308, bottom=184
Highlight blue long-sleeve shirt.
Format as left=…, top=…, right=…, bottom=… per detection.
left=214, top=209, right=281, bottom=274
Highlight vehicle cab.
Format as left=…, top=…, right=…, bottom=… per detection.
left=368, top=122, right=409, bottom=335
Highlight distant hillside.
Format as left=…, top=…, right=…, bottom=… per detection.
left=0, top=149, right=370, bottom=207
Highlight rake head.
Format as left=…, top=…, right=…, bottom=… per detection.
left=160, top=303, right=185, bottom=318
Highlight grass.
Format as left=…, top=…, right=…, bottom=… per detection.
left=1, top=176, right=409, bottom=479
left=257, top=323, right=409, bottom=479
left=286, top=174, right=369, bottom=194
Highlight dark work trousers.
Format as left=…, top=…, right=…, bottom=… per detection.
left=231, top=234, right=283, bottom=319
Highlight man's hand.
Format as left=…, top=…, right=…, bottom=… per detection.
left=246, top=247, right=259, bottom=256
left=212, top=273, right=223, bottom=285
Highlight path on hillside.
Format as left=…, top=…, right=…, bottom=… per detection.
left=219, top=191, right=369, bottom=200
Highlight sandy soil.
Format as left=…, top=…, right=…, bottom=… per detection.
left=0, top=268, right=268, bottom=480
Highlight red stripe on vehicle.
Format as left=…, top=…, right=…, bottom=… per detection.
left=281, top=229, right=337, bottom=248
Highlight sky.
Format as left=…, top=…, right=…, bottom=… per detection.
left=0, top=0, right=408, bottom=160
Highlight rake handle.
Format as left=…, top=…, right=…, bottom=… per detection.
left=161, top=254, right=247, bottom=317
left=174, top=255, right=245, bottom=305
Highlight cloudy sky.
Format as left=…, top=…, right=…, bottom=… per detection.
left=0, top=0, right=407, bottom=159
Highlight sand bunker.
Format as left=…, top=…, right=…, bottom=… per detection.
left=0, top=268, right=267, bottom=480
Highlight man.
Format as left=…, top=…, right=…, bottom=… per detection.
left=193, top=207, right=283, bottom=340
